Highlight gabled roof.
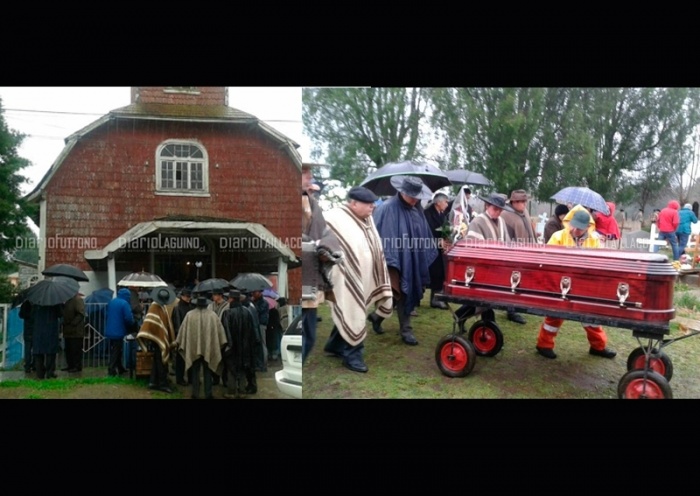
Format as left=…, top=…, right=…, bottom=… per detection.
left=25, top=103, right=302, bottom=202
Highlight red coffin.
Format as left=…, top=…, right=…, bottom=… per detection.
left=441, top=241, right=676, bottom=334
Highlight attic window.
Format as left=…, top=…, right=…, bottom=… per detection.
left=155, top=140, right=210, bottom=197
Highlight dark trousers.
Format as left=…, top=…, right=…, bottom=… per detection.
left=149, top=345, right=169, bottom=388
left=64, top=337, right=83, bottom=370
left=396, top=299, right=415, bottom=339
left=23, top=336, right=33, bottom=372
left=302, top=308, right=317, bottom=364
left=190, top=357, right=213, bottom=399
left=224, top=357, right=256, bottom=396
left=34, top=353, right=56, bottom=379
left=175, top=353, right=191, bottom=384
left=108, top=338, right=125, bottom=375
left=324, top=325, right=364, bottom=366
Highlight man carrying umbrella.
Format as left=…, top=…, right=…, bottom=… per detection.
left=367, top=176, right=438, bottom=346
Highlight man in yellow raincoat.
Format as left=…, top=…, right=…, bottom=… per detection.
left=535, top=206, right=617, bottom=360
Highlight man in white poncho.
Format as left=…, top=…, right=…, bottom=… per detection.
left=322, top=186, right=393, bottom=373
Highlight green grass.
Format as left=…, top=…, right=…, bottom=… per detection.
left=303, top=288, right=700, bottom=399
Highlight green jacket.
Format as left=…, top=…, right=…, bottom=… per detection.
left=62, top=295, right=86, bottom=338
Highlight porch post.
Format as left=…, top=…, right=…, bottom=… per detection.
left=277, top=256, right=288, bottom=298
left=108, top=253, right=117, bottom=294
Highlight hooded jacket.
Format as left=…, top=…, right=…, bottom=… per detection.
left=547, top=204, right=601, bottom=248
left=105, top=288, right=135, bottom=339
left=594, top=201, right=621, bottom=240
left=657, top=200, right=680, bottom=233
left=676, top=204, right=698, bottom=235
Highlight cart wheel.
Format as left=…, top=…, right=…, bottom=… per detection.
left=626, top=347, right=673, bottom=382
left=618, top=370, right=673, bottom=399
left=435, top=335, right=476, bottom=378
left=467, top=320, right=504, bottom=357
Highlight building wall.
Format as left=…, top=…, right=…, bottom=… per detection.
left=131, top=86, right=228, bottom=106
left=42, top=119, right=301, bottom=300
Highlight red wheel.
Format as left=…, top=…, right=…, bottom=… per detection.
left=467, top=320, right=504, bottom=357
left=618, top=370, right=673, bottom=399
left=435, top=335, right=476, bottom=378
left=626, top=347, right=673, bottom=381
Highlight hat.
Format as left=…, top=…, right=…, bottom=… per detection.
left=570, top=210, right=591, bottom=230
left=228, top=289, right=241, bottom=300
left=150, top=286, right=176, bottom=306
left=509, top=189, right=529, bottom=202
left=389, top=175, right=432, bottom=201
left=684, top=203, right=692, bottom=210
left=555, top=204, right=569, bottom=217
left=194, top=296, right=211, bottom=307
left=211, top=288, right=225, bottom=295
left=179, top=288, right=192, bottom=297
left=347, top=186, right=378, bottom=203
left=479, top=192, right=507, bottom=209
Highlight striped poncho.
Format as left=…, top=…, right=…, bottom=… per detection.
left=137, top=302, right=176, bottom=364
left=324, top=204, right=393, bottom=346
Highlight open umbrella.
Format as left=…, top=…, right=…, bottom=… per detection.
left=192, top=278, right=231, bottom=294
left=360, top=160, right=452, bottom=196
left=85, top=287, right=113, bottom=305
left=551, top=186, right=610, bottom=216
left=25, top=276, right=80, bottom=306
left=230, top=273, right=273, bottom=293
left=444, top=169, right=493, bottom=187
left=41, top=263, right=90, bottom=282
left=118, top=271, right=167, bottom=288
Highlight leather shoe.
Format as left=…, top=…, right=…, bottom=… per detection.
left=589, top=347, right=617, bottom=359
left=402, top=335, right=419, bottom=346
left=176, top=380, right=188, bottom=386
left=410, top=310, right=419, bottom=317
left=430, top=299, right=448, bottom=310
left=343, top=360, right=369, bottom=373
left=507, top=312, right=527, bottom=325
left=536, top=347, right=557, bottom=359
left=367, top=313, right=385, bottom=334
left=158, top=386, right=173, bottom=393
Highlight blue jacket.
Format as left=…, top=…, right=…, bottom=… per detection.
left=105, top=288, right=135, bottom=339
left=677, top=207, right=698, bottom=235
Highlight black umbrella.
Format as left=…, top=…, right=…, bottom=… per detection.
left=192, top=278, right=230, bottom=294
left=444, top=169, right=493, bottom=187
left=230, top=273, right=273, bottom=293
left=118, top=271, right=167, bottom=288
left=25, top=276, right=80, bottom=306
left=41, top=263, right=90, bottom=282
left=360, top=160, right=452, bottom=196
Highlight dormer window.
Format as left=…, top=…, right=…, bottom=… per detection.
left=155, top=140, right=210, bottom=196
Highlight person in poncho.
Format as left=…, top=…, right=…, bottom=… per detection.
left=221, top=290, right=258, bottom=398
left=137, top=286, right=177, bottom=393
left=368, top=176, right=437, bottom=347
left=175, top=294, right=228, bottom=400
left=322, top=186, right=394, bottom=373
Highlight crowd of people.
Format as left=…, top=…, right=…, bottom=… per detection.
left=301, top=165, right=700, bottom=374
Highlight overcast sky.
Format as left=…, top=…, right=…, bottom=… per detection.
left=0, top=86, right=309, bottom=196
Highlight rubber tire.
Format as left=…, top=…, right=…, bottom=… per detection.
left=618, top=370, right=673, bottom=399
left=467, top=320, right=504, bottom=357
left=626, top=346, right=673, bottom=382
left=435, top=334, right=476, bottom=378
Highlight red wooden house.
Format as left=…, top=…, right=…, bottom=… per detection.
left=25, top=86, right=301, bottom=302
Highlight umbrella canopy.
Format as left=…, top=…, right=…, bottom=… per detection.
left=230, top=273, right=273, bottom=293
left=118, top=271, right=167, bottom=288
left=551, top=186, right=610, bottom=216
left=262, top=287, right=279, bottom=300
left=85, top=287, right=114, bottom=305
left=42, top=263, right=90, bottom=282
left=192, top=278, right=231, bottom=294
left=444, top=169, right=493, bottom=187
left=360, top=160, right=452, bottom=196
left=25, top=277, right=80, bottom=306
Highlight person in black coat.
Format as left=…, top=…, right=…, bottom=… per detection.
left=19, top=300, right=35, bottom=373
left=222, top=290, right=259, bottom=398
left=171, top=288, right=195, bottom=386
left=424, top=192, right=452, bottom=309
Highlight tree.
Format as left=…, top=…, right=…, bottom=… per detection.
left=303, top=88, right=432, bottom=186
left=0, top=96, right=37, bottom=275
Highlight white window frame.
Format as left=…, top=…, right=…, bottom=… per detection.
left=155, top=140, right=210, bottom=197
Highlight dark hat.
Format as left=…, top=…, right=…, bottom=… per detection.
left=194, top=296, right=211, bottom=307
left=211, top=288, right=225, bottom=295
left=569, top=210, right=591, bottom=230
left=389, top=175, right=432, bottom=201
left=228, top=289, right=241, bottom=300
left=150, top=286, right=176, bottom=306
left=554, top=204, right=569, bottom=217
left=179, top=288, right=192, bottom=297
left=509, top=189, right=529, bottom=202
left=479, top=193, right=507, bottom=209
left=347, top=186, right=378, bottom=203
